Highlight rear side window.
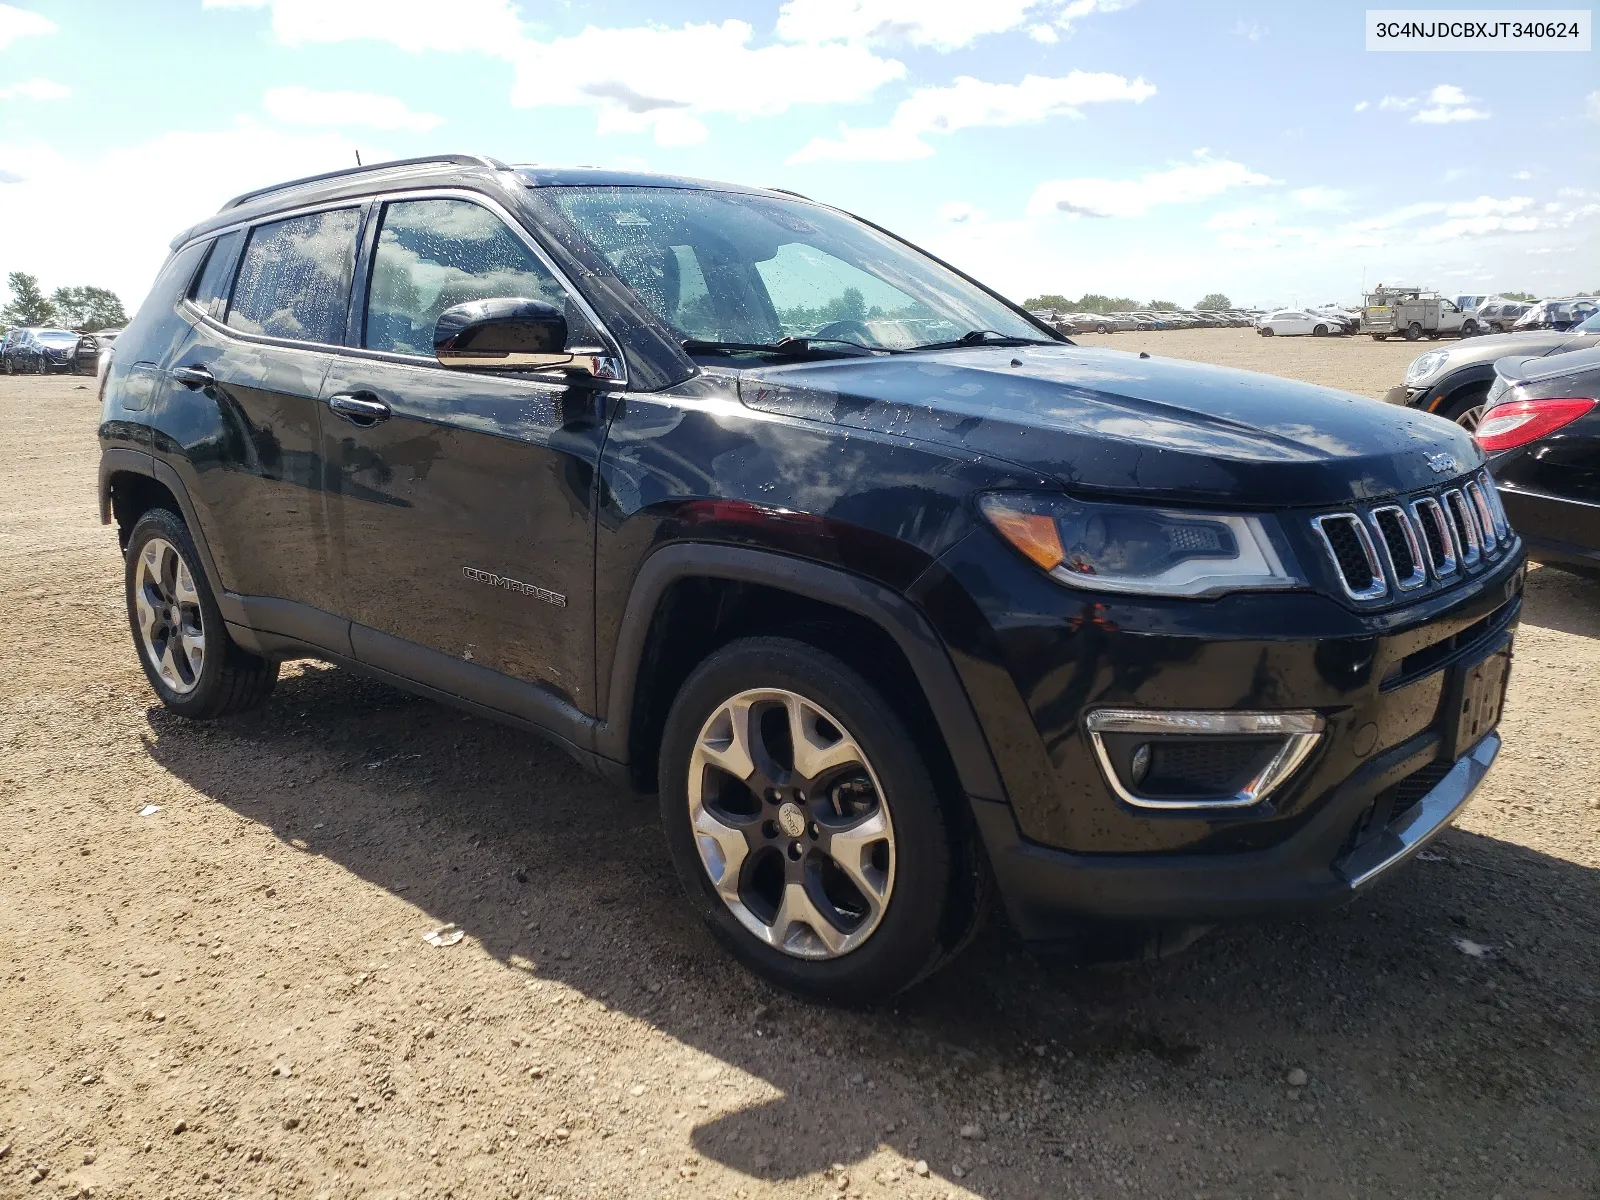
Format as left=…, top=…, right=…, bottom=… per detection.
left=187, top=229, right=243, bottom=318
left=363, top=197, right=598, bottom=356
left=227, top=208, right=360, bottom=344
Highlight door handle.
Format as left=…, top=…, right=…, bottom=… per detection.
left=171, top=365, right=214, bottom=388
left=327, top=392, right=391, bottom=424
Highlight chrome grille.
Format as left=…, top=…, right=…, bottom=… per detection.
left=1311, top=514, right=1387, bottom=600
left=1409, top=496, right=1457, bottom=576
left=1443, top=489, right=1482, bottom=567
left=1314, top=475, right=1516, bottom=602
left=1368, top=505, right=1427, bottom=591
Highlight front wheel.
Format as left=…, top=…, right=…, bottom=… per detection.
left=1461, top=320, right=1479, bottom=337
left=1442, top=389, right=1489, bottom=432
left=1313, top=324, right=1328, bottom=336
left=125, top=508, right=279, bottom=719
left=659, top=637, right=981, bottom=1004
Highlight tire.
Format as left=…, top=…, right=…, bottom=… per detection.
left=1259, top=326, right=1274, bottom=336
left=1441, top=387, right=1490, bottom=432
left=1096, top=323, right=1109, bottom=334
left=1313, top=324, right=1328, bottom=337
left=3, top=356, right=13, bottom=375
left=1462, top=320, right=1479, bottom=337
left=658, top=636, right=981, bottom=1004
left=1405, top=322, right=1423, bottom=341
left=124, top=508, right=278, bottom=719
left=34, top=355, right=47, bottom=374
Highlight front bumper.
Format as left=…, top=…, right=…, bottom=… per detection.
left=971, top=729, right=1499, bottom=938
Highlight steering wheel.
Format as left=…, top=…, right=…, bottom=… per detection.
left=812, top=319, right=876, bottom=346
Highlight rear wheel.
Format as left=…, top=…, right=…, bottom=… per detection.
left=125, top=508, right=278, bottom=719
left=1405, top=322, right=1423, bottom=341
left=659, top=637, right=979, bottom=1004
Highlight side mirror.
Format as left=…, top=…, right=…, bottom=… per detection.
left=434, top=297, right=571, bottom=369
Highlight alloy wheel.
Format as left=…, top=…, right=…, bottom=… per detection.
left=1454, top=403, right=1486, bottom=432
left=688, top=688, right=896, bottom=960
left=133, top=537, right=205, bottom=695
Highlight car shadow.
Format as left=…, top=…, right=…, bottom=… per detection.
left=140, top=661, right=1600, bottom=1197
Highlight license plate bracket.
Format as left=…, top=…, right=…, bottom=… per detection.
left=1444, top=636, right=1512, bottom=759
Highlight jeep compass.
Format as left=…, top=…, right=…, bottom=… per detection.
left=98, top=154, right=1523, bottom=1002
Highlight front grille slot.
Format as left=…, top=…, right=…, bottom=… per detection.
left=1443, top=489, right=1482, bottom=566
left=1378, top=758, right=1455, bottom=819
left=1477, top=471, right=1511, bottom=542
left=1466, top=481, right=1498, bottom=554
left=1369, top=506, right=1427, bottom=590
left=1380, top=595, right=1517, bottom=690
left=1313, top=514, right=1387, bottom=600
left=1409, top=497, right=1456, bottom=576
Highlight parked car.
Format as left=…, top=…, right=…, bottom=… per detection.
left=99, top=154, right=1521, bottom=1002
left=1072, top=313, right=1117, bottom=334
left=1514, top=297, right=1598, bottom=332
left=2, top=326, right=82, bottom=373
left=1479, top=343, right=1600, bottom=579
left=1477, top=300, right=1533, bottom=333
left=74, top=328, right=122, bottom=373
left=1384, top=311, right=1600, bottom=428
left=1258, top=309, right=1339, bottom=336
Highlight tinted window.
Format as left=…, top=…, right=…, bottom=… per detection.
left=227, top=208, right=359, bottom=344
left=188, top=229, right=244, bottom=317
left=364, top=198, right=597, bottom=356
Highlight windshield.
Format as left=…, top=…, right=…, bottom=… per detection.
left=543, top=187, right=1042, bottom=351
left=36, top=330, right=78, bottom=345
left=1576, top=311, right=1600, bottom=334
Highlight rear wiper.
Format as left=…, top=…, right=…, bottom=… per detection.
left=905, top=330, right=1059, bottom=352
left=681, top=336, right=892, bottom=359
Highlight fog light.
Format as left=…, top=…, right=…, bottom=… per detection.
left=1084, top=709, right=1323, bottom=810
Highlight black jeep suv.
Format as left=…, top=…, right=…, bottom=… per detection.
left=98, top=154, right=1524, bottom=1002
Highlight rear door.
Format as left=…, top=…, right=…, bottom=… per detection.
left=319, top=192, right=617, bottom=717
left=167, top=208, right=360, bottom=620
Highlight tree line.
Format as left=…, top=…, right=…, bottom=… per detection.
left=1023, top=292, right=1237, bottom=313
left=2, top=271, right=128, bottom=332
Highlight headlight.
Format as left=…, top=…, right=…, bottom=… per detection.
left=977, top=493, right=1303, bottom=598
left=1404, top=348, right=1449, bottom=386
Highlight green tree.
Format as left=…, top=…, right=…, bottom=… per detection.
left=51, top=285, right=128, bottom=331
left=1023, top=293, right=1073, bottom=310
left=1074, top=293, right=1141, bottom=314
left=1147, top=299, right=1179, bottom=311
left=1, top=271, right=57, bottom=326
left=1499, top=291, right=1536, bottom=302
left=1196, top=292, right=1232, bottom=310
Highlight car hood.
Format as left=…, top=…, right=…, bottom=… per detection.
left=737, top=344, right=1481, bottom=507
left=1432, top=329, right=1585, bottom=369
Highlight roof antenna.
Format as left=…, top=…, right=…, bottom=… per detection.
left=355, top=150, right=362, bottom=166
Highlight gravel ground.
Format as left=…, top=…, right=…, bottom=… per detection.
left=2, top=336, right=1597, bottom=1200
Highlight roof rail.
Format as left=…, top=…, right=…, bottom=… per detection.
left=220, top=153, right=510, bottom=212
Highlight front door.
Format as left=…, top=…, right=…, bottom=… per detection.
left=320, top=194, right=614, bottom=718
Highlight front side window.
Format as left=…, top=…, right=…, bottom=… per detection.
left=227, top=208, right=359, bottom=344
left=364, top=198, right=598, bottom=357
left=544, top=187, right=1040, bottom=351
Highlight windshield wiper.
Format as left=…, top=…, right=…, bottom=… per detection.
left=905, top=329, right=1060, bottom=352
left=681, top=336, right=891, bottom=359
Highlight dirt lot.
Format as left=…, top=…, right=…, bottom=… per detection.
left=2, top=333, right=1597, bottom=1200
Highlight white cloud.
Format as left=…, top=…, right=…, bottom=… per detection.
left=1378, top=95, right=1416, bottom=112
left=263, top=86, right=444, bottom=132
left=1290, top=186, right=1349, bottom=210
left=0, top=3, right=55, bottom=51
left=774, top=0, right=1131, bottom=52
left=1028, top=151, right=1273, bottom=219
left=1512, top=170, right=1532, bottom=181
left=1234, top=19, right=1264, bottom=41
left=199, top=0, right=524, bottom=54
left=506, top=22, right=905, bottom=146
left=939, top=200, right=984, bottom=223
left=0, top=121, right=386, bottom=307
left=788, top=70, right=1155, bottom=163
left=0, top=77, right=69, bottom=102
left=1377, top=85, right=1488, bottom=123
left=1353, top=100, right=1369, bottom=112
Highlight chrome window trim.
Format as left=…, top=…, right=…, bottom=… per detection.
left=172, top=186, right=628, bottom=388
left=1311, top=513, right=1389, bottom=601
left=1408, top=496, right=1458, bottom=577
left=1084, top=708, right=1325, bottom=811
left=1367, top=504, right=1428, bottom=591
left=1443, top=489, right=1482, bottom=566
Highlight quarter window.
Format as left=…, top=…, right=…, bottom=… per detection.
left=226, top=208, right=360, bottom=344
left=364, top=198, right=598, bottom=357
left=187, top=229, right=243, bottom=318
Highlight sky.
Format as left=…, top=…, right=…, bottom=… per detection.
left=0, top=0, right=1595, bottom=314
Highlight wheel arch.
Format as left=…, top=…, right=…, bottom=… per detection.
left=598, top=544, right=1004, bottom=804
left=98, top=449, right=233, bottom=615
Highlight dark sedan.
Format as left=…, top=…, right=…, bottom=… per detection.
left=1481, top=344, right=1600, bottom=579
